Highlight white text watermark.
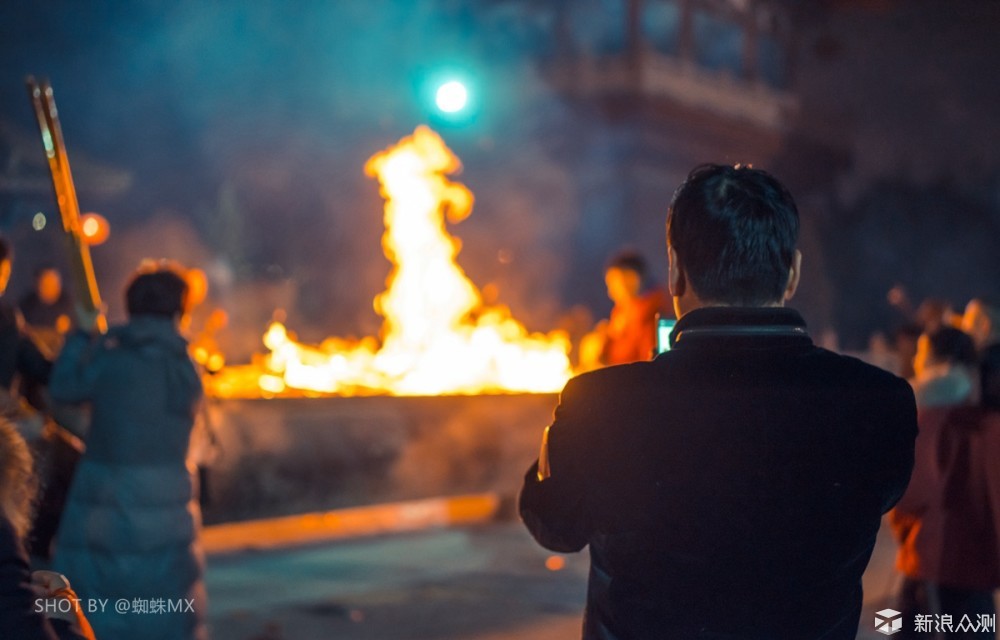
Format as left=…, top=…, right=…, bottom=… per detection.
left=875, top=609, right=996, bottom=636
left=35, top=598, right=195, bottom=615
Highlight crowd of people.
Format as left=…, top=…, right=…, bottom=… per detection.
left=0, top=238, right=206, bottom=639
left=883, top=298, right=1000, bottom=637
left=0, top=161, right=998, bottom=639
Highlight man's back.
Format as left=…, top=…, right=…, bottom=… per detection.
left=520, top=307, right=916, bottom=639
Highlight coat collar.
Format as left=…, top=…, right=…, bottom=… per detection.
left=109, top=315, right=189, bottom=354
left=669, top=306, right=810, bottom=349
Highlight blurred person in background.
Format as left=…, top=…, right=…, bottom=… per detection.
left=0, top=419, right=94, bottom=639
left=49, top=263, right=207, bottom=640
left=909, top=326, right=979, bottom=408
left=863, top=331, right=899, bottom=373
left=18, top=266, right=74, bottom=357
left=892, top=324, right=923, bottom=380
left=579, top=250, right=668, bottom=369
left=962, top=298, right=1000, bottom=410
left=0, top=238, right=52, bottom=429
left=915, top=298, right=957, bottom=335
left=0, top=242, right=82, bottom=562
left=890, top=324, right=1000, bottom=637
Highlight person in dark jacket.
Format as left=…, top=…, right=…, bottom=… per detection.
left=18, top=266, right=74, bottom=357
left=962, top=298, right=1000, bottom=410
left=0, top=238, right=52, bottom=412
left=0, top=239, right=76, bottom=562
left=0, top=419, right=94, bottom=639
left=50, top=263, right=207, bottom=640
left=890, top=326, right=998, bottom=637
left=519, top=164, right=918, bottom=640
left=889, top=406, right=1000, bottom=638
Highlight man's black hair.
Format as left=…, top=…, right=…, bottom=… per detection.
left=667, top=163, right=799, bottom=306
left=926, top=326, right=977, bottom=367
left=125, top=268, right=188, bottom=318
left=605, top=250, right=647, bottom=277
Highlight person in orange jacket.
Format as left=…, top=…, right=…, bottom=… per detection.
left=580, top=251, right=669, bottom=369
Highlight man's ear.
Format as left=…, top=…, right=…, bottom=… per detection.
left=668, top=246, right=686, bottom=298
left=783, top=250, right=802, bottom=302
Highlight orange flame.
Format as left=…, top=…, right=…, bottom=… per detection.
left=210, top=127, right=571, bottom=397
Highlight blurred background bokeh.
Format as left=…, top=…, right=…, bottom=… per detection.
left=2, top=0, right=998, bottom=360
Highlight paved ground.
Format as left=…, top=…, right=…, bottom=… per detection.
left=206, top=522, right=587, bottom=640
left=204, top=517, right=981, bottom=640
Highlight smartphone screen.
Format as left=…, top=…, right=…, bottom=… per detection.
left=656, top=317, right=676, bottom=354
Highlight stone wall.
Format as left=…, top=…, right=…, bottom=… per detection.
left=201, top=394, right=558, bottom=524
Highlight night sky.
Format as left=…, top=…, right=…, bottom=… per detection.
left=2, top=0, right=999, bottom=352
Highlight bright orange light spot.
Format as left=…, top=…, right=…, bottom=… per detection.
left=545, top=556, right=565, bottom=571
left=209, top=126, right=572, bottom=398
left=186, top=268, right=208, bottom=308
left=79, top=212, right=110, bottom=245
left=206, top=353, right=225, bottom=373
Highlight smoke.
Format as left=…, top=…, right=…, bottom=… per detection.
left=203, top=394, right=556, bottom=524
left=6, top=0, right=999, bottom=354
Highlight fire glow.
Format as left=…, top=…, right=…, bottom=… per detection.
left=210, top=127, right=572, bottom=397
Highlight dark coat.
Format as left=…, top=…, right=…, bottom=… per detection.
left=49, top=316, right=207, bottom=640
left=0, top=516, right=90, bottom=640
left=890, top=406, right=1000, bottom=590
left=519, top=307, right=917, bottom=640
left=18, top=291, right=73, bottom=331
left=980, top=342, right=1000, bottom=410
left=0, top=300, right=51, bottom=392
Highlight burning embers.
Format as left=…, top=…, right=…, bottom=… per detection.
left=209, top=127, right=572, bottom=398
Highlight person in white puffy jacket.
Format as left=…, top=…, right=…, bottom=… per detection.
left=50, top=263, right=207, bottom=640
